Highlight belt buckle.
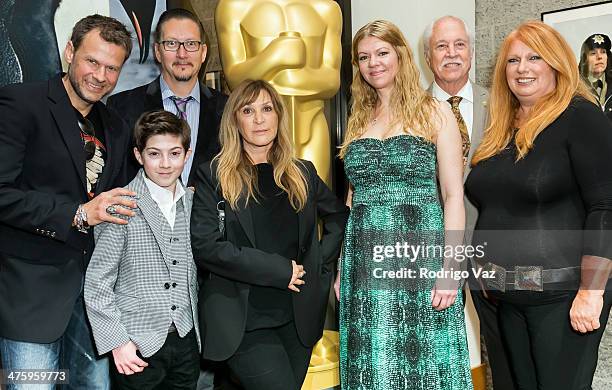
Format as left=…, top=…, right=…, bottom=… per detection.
left=484, top=262, right=506, bottom=293
left=514, top=266, right=543, bottom=291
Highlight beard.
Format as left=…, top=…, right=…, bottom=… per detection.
left=171, top=62, right=198, bottom=82
left=67, top=67, right=108, bottom=105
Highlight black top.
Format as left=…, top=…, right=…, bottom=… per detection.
left=246, top=163, right=298, bottom=330
left=465, top=98, right=612, bottom=302
left=74, top=106, right=107, bottom=197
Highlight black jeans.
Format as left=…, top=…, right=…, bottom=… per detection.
left=226, top=322, right=312, bottom=390
left=498, top=291, right=612, bottom=390
left=112, top=329, right=200, bottom=390
left=470, top=289, right=515, bottom=390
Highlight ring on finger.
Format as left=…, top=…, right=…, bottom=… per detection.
left=106, top=205, right=117, bottom=214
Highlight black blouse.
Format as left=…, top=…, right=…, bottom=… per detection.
left=246, top=163, right=298, bottom=330
left=465, top=98, right=612, bottom=299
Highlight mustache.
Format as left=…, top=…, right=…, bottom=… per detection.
left=441, top=59, right=464, bottom=66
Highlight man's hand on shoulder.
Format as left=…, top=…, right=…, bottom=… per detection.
left=79, top=188, right=137, bottom=227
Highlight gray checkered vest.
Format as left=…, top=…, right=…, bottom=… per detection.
left=160, top=200, right=195, bottom=337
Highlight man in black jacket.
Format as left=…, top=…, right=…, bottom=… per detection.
left=107, top=8, right=227, bottom=186
left=0, top=15, right=135, bottom=390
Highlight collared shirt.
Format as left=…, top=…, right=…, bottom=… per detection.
left=142, top=171, right=186, bottom=229
left=431, top=80, right=474, bottom=139
left=588, top=74, right=607, bottom=107
left=160, top=76, right=201, bottom=184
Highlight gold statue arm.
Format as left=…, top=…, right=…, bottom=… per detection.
left=216, top=0, right=342, bottom=97
left=216, top=4, right=304, bottom=88
left=270, top=3, right=342, bottom=98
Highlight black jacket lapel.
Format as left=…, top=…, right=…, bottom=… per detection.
left=48, top=76, right=87, bottom=194
left=188, top=84, right=217, bottom=185
left=235, top=206, right=256, bottom=247
left=94, top=103, right=116, bottom=195
left=145, top=76, right=163, bottom=111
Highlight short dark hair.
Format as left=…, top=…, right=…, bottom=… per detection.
left=134, top=110, right=191, bottom=152
left=154, top=8, right=207, bottom=46
left=70, top=14, right=132, bottom=61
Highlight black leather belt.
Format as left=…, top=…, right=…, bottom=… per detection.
left=481, top=263, right=581, bottom=293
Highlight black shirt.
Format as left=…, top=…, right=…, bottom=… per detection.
left=465, top=98, right=612, bottom=301
left=246, top=163, right=298, bottom=330
left=74, top=105, right=107, bottom=197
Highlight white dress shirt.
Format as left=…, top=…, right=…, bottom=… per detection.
left=160, top=76, right=200, bottom=184
left=431, top=80, right=474, bottom=139
left=142, top=171, right=186, bottom=229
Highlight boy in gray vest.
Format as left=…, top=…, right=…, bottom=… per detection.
left=85, top=110, right=200, bottom=389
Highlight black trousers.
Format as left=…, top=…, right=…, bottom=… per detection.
left=470, top=289, right=516, bottom=390
left=112, top=329, right=200, bottom=390
left=226, top=322, right=312, bottom=390
left=498, top=291, right=612, bottom=390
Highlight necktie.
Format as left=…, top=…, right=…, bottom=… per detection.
left=593, top=79, right=604, bottom=91
left=592, top=80, right=605, bottom=106
left=447, top=96, right=470, bottom=169
left=170, top=96, right=193, bottom=121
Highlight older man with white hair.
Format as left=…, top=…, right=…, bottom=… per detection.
left=424, top=15, right=515, bottom=390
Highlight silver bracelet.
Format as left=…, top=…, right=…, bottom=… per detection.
left=75, top=204, right=89, bottom=233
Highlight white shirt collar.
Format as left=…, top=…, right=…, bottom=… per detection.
left=142, top=171, right=185, bottom=228
left=431, top=79, right=473, bottom=104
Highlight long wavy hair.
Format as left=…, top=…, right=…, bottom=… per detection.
left=214, top=79, right=308, bottom=211
left=472, top=21, right=595, bottom=165
left=339, top=20, right=438, bottom=158
left=578, top=34, right=612, bottom=82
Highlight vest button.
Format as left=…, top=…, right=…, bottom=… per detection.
left=164, top=283, right=170, bottom=289
left=171, top=305, right=177, bottom=310
left=172, top=282, right=177, bottom=288
left=172, top=260, right=177, bottom=265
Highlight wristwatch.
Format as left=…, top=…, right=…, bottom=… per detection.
left=74, top=204, right=90, bottom=233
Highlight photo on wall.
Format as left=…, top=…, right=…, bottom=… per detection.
left=542, top=0, right=612, bottom=61
left=543, top=1, right=612, bottom=115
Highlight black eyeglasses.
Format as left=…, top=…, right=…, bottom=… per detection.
left=159, top=40, right=202, bottom=52
left=78, top=117, right=97, bottom=160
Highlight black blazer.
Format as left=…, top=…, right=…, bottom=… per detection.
left=107, top=76, right=228, bottom=185
left=0, top=75, right=130, bottom=342
left=191, top=160, right=348, bottom=361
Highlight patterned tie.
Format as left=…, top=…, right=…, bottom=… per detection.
left=170, top=96, right=193, bottom=121
left=447, top=96, right=470, bottom=169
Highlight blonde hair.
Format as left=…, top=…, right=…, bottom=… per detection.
left=214, top=79, right=308, bottom=211
left=472, top=21, right=595, bottom=165
left=339, top=20, right=438, bottom=158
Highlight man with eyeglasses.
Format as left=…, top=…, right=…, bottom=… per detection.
left=0, top=14, right=135, bottom=390
left=108, top=8, right=227, bottom=187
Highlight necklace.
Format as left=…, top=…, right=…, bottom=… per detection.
left=372, top=105, right=389, bottom=124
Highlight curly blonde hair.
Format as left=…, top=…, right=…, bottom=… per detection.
left=339, top=20, right=438, bottom=158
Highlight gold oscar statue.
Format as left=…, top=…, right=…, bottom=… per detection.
left=215, top=0, right=342, bottom=185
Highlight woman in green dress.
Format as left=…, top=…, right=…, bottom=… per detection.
left=334, top=20, right=472, bottom=389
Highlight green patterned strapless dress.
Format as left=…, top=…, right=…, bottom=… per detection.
left=339, top=135, right=472, bottom=390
